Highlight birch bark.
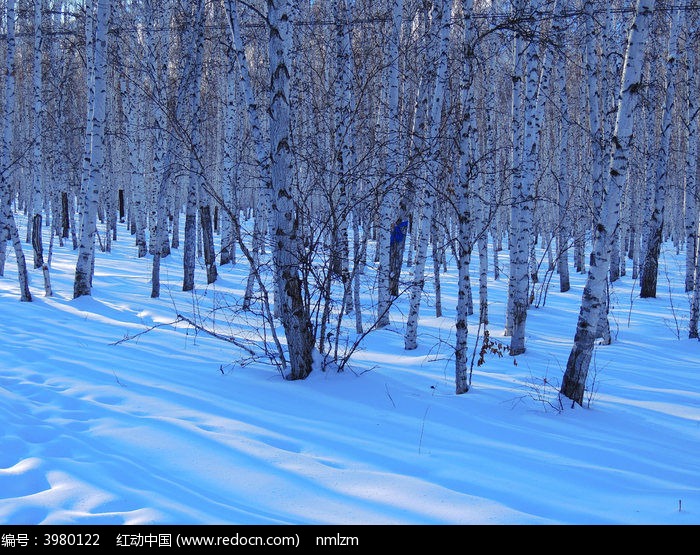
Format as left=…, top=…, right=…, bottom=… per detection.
left=555, top=9, right=571, bottom=293
left=269, top=0, right=315, bottom=379
left=74, top=0, right=110, bottom=298
left=376, top=0, right=403, bottom=328
left=404, top=0, right=450, bottom=351
left=685, top=25, right=698, bottom=293
left=0, top=0, right=32, bottom=300
left=505, top=0, right=524, bottom=339
left=508, top=0, right=547, bottom=355
left=31, top=0, right=45, bottom=271
left=640, top=7, right=682, bottom=298
left=561, top=0, right=656, bottom=406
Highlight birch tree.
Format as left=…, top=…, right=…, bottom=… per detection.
left=331, top=0, right=355, bottom=313
left=639, top=6, right=682, bottom=298
left=454, top=0, right=476, bottom=395
left=404, top=0, right=451, bottom=351
left=220, top=41, right=240, bottom=267
left=561, top=0, right=656, bottom=407
left=223, top=0, right=274, bottom=309
left=584, top=0, right=607, bottom=221
left=685, top=19, right=698, bottom=293
left=686, top=16, right=700, bottom=337
left=120, top=71, right=147, bottom=258
left=0, top=0, right=32, bottom=301
left=507, top=0, right=546, bottom=355
left=269, top=0, right=315, bottom=379
left=504, top=0, right=525, bottom=339
left=183, top=0, right=214, bottom=291
left=30, top=0, right=45, bottom=271
left=74, top=0, right=110, bottom=298
left=376, top=0, right=403, bottom=329
left=145, top=0, right=172, bottom=298
left=554, top=4, right=571, bottom=294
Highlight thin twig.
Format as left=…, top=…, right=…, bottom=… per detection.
left=175, top=313, right=257, bottom=355
left=418, top=406, right=431, bottom=455
left=385, top=383, right=396, bottom=408
left=110, top=314, right=257, bottom=357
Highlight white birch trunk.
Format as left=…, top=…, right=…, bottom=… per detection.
left=627, top=163, right=640, bottom=280
left=431, top=215, right=442, bottom=318
left=690, top=248, right=700, bottom=338
left=0, top=0, right=31, bottom=300
left=74, top=0, right=110, bottom=298
left=524, top=3, right=556, bottom=305
left=376, top=0, right=403, bottom=329
left=508, top=0, right=545, bottom=355
left=332, top=0, right=355, bottom=321
left=242, top=205, right=264, bottom=310
left=455, top=0, right=476, bottom=394
left=183, top=0, right=213, bottom=291
left=473, top=50, right=489, bottom=324
left=486, top=36, right=501, bottom=283
left=145, top=0, right=169, bottom=296
left=555, top=10, right=571, bottom=293
left=77, top=0, right=95, bottom=243
left=685, top=29, right=698, bottom=293
left=196, top=7, right=217, bottom=287
left=505, top=0, right=525, bottom=338
left=640, top=7, right=682, bottom=298
left=603, top=4, right=623, bottom=284
left=561, top=0, right=656, bottom=406
left=220, top=43, right=239, bottom=267
left=640, top=58, right=659, bottom=262
left=404, top=0, right=450, bottom=351
left=121, top=75, right=147, bottom=258
left=269, top=0, right=315, bottom=379
left=145, top=0, right=167, bottom=257
left=223, top=0, right=272, bottom=198
left=31, top=0, right=45, bottom=271
left=224, top=0, right=274, bottom=303
left=352, top=207, right=365, bottom=334
left=469, top=22, right=488, bottom=327
left=183, top=172, right=197, bottom=292
left=584, top=0, right=605, bottom=220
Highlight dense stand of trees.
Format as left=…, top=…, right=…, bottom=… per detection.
left=0, top=0, right=698, bottom=406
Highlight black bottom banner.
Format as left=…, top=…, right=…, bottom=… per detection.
left=0, top=524, right=687, bottom=551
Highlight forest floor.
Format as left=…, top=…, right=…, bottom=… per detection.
left=1, top=215, right=699, bottom=524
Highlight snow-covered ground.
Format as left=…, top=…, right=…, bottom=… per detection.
left=1, top=216, right=698, bottom=524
